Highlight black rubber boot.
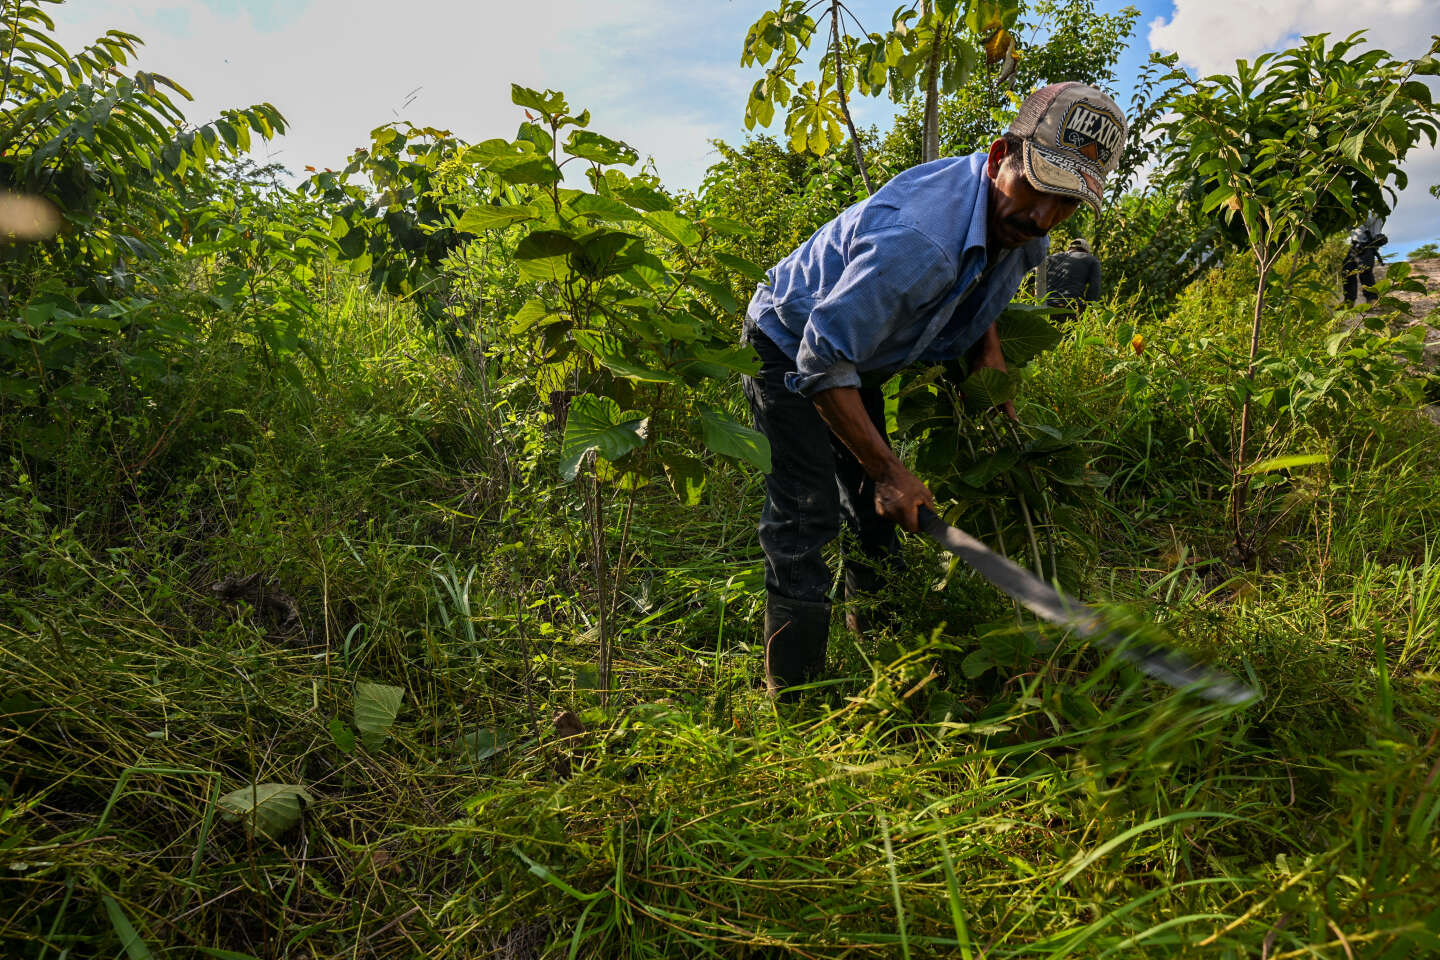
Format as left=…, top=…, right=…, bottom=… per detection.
left=764, top=595, right=831, bottom=701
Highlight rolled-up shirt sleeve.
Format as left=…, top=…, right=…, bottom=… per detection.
left=785, top=226, right=954, bottom=396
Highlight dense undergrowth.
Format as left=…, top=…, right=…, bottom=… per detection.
left=5, top=3, right=1440, bottom=957
left=4, top=247, right=1439, bottom=957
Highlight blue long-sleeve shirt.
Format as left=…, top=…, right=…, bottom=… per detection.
left=745, top=152, right=1047, bottom=396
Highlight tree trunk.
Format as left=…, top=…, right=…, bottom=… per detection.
left=1230, top=256, right=1269, bottom=559
left=922, top=14, right=941, bottom=164
left=830, top=2, right=873, bottom=195
left=587, top=459, right=612, bottom=705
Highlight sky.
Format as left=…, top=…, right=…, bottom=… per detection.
left=53, top=0, right=1440, bottom=253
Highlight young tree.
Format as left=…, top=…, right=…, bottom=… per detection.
left=1159, top=33, right=1440, bottom=558
left=877, top=0, right=1139, bottom=169
left=739, top=0, right=1022, bottom=190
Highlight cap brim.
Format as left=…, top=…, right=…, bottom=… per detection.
left=1022, top=141, right=1106, bottom=216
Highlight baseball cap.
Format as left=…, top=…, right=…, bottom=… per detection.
left=1009, top=82, right=1128, bottom=215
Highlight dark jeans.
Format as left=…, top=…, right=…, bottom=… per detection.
left=741, top=321, right=898, bottom=605
left=1343, top=243, right=1379, bottom=304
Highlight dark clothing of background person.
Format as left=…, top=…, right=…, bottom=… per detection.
left=1343, top=215, right=1386, bottom=305
left=1042, top=246, right=1101, bottom=321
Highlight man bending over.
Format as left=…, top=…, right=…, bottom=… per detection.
left=740, top=82, right=1129, bottom=698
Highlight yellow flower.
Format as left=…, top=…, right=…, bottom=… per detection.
left=1130, top=334, right=1146, bottom=355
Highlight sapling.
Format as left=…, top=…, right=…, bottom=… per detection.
left=1159, top=34, right=1440, bottom=559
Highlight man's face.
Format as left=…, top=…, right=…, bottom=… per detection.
left=985, top=138, right=1082, bottom=250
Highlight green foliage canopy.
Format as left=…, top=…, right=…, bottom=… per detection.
left=878, top=0, right=1139, bottom=168
left=740, top=0, right=1023, bottom=158
left=1160, top=34, right=1440, bottom=256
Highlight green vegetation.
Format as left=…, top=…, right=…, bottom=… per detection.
left=3, top=2, right=1440, bottom=957
left=1158, top=33, right=1439, bottom=558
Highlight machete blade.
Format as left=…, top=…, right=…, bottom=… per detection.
left=918, top=507, right=1259, bottom=706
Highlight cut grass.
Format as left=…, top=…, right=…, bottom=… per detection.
left=3, top=285, right=1439, bottom=958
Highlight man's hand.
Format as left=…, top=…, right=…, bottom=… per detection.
left=875, top=461, right=936, bottom=533
left=812, top=386, right=936, bottom=533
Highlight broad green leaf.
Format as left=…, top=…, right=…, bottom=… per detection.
left=958, top=448, right=1020, bottom=487
left=456, top=203, right=538, bottom=232
left=574, top=330, right=678, bottom=383
left=328, top=717, right=355, bottom=754
left=336, top=227, right=366, bottom=259
left=688, top=272, right=739, bottom=313
left=1340, top=132, right=1365, bottom=163
left=573, top=230, right=646, bottom=280
left=509, top=298, right=557, bottom=335
left=620, top=252, right=675, bottom=290
left=568, top=193, right=641, bottom=222
left=468, top=138, right=531, bottom=163
left=637, top=309, right=698, bottom=343
left=713, top=251, right=768, bottom=282
left=517, top=120, right=553, bottom=154
left=662, top=453, right=707, bottom=506
left=689, top=343, right=762, bottom=378
left=535, top=351, right=582, bottom=398
left=216, top=783, right=314, bottom=839
left=488, top=153, right=562, bottom=186
left=511, top=84, right=567, bottom=116
left=702, top=217, right=759, bottom=238
left=103, top=894, right=153, bottom=960
left=699, top=406, right=771, bottom=473
left=515, top=255, right=570, bottom=283
left=619, top=182, right=672, bottom=212
left=959, top=367, right=1017, bottom=412
left=596, top=458, right=651, bottom=491
left=354, top=681, right=404, bottom=750
left=560, top=394, right=650, bottom=480
left=515, top=229, right=581, bottom=261
left=564, top=130, right=639, bottom=166
left=644, top=210, right=701, bottom=247
left=1200, top=184, right=1236, bottom=214
left=997, top=306, right=1062, bottom=366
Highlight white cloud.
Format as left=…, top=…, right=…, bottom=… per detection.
left=51, top=0, right=748, bottom=188
left=52, top=0, right=1440, bottom=250
left=1147, top=0, right=1434, bottom=77
left=1147, top=0, right=1440, bottom=252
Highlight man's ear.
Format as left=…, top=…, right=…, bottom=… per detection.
left=985, top=138, right=1008, bottom=178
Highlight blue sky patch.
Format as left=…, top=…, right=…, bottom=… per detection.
left=199, top=0, right=310, bottom=32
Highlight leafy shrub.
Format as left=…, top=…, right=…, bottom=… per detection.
left=0, top=2, right=287, bottom=481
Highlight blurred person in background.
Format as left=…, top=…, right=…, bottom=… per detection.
left=1038, top=237, right=1102, bottom=322
left=1343, top=213, right=1386, bottom=306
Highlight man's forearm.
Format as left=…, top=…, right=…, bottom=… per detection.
left=970, top=320, right=1006, bottom=371
left=812, top=384, right=934, bottom=532
left=811, top=386, right=900, bottom=480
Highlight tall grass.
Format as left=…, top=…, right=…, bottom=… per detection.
left=3, top=262, right=1439, bottom=958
